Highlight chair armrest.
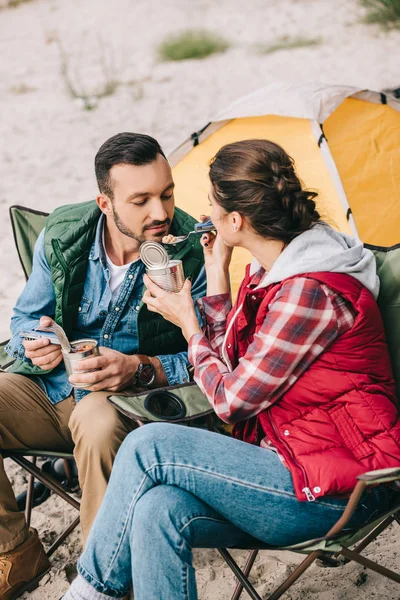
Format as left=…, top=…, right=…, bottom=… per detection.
left=324, top=466, right=400, bottom=538
left=357, top=467, right=400, bottom=486
left=0, top=339, right=15, bottom=371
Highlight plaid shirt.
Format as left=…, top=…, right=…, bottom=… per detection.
left=188, top=272, right=355, bottom=424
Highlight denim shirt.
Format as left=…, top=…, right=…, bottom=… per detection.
left=6, top=215, right=207, bottom=404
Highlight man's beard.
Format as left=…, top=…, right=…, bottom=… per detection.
left=112, top=207, right=171, bottom=244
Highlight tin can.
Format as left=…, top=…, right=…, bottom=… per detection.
left=146, top=260, right=185, bottom=292
left=140, top=242, right=169, bottom=269
left=140, top=242, right=185, bottom=292
left=62, top=339, right=100, bottom=389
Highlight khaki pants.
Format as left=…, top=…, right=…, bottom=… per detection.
left=0, top=372, right=135, bottom=553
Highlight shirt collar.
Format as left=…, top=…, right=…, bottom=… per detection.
left=89, top=213, right=106, bottom=265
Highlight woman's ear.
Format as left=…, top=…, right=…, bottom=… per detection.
left=230, top=212, right=243, bottom=232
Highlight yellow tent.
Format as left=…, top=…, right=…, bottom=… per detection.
left=170, top=82, right=400, bottom=295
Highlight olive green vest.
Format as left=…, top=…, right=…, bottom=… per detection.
left=9, top=201, right=204, bottom=378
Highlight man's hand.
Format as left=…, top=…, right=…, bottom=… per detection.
left=68, top=347, right=140, bottom=392
left=22, top=315, right=63, bottom=370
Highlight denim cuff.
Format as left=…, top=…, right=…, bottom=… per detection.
left=5, top=339, right=26, bottom=362
left=157, top=353, right=191, bottom=386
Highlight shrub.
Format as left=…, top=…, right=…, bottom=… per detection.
left=158, top=29, right=230, bottom=61
left=258, top=36, right=322, bottom=55
left=361, top=0, right=400, bottom=28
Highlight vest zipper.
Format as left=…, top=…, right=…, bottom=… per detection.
left=51, top=239, right=70, bottom=329
left=268, top=413, right=315, bottom=501
left=302, top=487, right=316, bottom=502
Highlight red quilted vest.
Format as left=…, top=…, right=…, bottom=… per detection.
left=225, top=268, right=400, bottom=502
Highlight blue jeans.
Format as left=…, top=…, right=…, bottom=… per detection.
left=78, top=423, right=390, bottom=599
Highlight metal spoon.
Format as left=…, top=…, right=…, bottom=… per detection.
left=162, top=219, right=214, bottom=245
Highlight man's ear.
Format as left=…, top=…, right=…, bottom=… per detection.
left=96, top=194, right=113, bottom=216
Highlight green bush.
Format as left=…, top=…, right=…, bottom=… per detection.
left=361, top=0, right=400, bottom=27
left=158, top=29, right=230, bottom=61
left=1, top=0, right=33, bottom=7
left=258, top=36, right=322, bottom=55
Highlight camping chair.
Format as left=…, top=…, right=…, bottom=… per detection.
left=218, top=468, right=400, bottom=600
left=215, top=242, right=400, bottom=599
left=0, top=205, right=80, bottom=559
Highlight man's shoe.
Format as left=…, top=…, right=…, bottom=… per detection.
left=0, top=528, right=50, bottom=600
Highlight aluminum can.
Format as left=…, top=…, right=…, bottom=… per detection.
left=62, top=339, right=99, bottom=389
left=140, top=242, right=185, bottom=292
left=146, top=260, right=185, bottom=292
left=140, top=241, right=169, bottom=269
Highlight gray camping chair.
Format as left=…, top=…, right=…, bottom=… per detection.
left=0, top=205, right=80, bottom=559
left=216, top=242, right=400, bottom=599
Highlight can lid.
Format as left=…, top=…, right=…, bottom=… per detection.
left=140, top=241, right=169, bottom=268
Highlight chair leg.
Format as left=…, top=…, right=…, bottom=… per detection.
left=11, top=455, right=81, bottom=559
left=219, top=549, right=263, bottom=600
left=11, top=455, right=80, bottom=510
left=46, top=515, right=80, bottom=558
left=267, top=551, right=321, bottom=600
left=351, top=514, right=396, bottom=556
left=63, top=458, right=73, bottom=487
left=24, top=457, right=37, bottom=526
left=340, top=547, right=400, bottom=583
left=231, top=550, right=259, bottom=600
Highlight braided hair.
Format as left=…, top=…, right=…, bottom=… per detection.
left=209, top=139, right=320, bottom=243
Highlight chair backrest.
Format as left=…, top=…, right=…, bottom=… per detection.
left=366, top=244, right=400, bottom=399
left=10, top=205, right=49, bottom=280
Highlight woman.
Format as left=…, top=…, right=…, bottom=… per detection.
left=63, top=140, right=400, bottom=600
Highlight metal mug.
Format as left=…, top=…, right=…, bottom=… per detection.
left=62, top=339, right=99, bottom=389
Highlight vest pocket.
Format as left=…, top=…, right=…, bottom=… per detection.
left=329, top=404, right=374, bottom=460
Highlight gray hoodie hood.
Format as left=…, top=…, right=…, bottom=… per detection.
left=251, top=222, right=379, bottom=299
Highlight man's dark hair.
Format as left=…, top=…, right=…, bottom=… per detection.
left=95, top=132, right=166, bottom=199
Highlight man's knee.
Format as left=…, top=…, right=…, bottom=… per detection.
left=69, top=392, right=127, bottom=449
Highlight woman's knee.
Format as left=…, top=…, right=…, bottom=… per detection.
left=132, top=485, right=188, bottom=537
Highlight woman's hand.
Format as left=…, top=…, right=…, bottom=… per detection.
left=142, top=275, right=202, bottom=342
left=199, top=215, right=233, bottom=273
left=200, top=215, right=232, bottom=295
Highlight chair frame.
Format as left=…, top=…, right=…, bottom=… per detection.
left=1, top=449, right=80, bottom=558
left=1, top=205, right=81, bottom=560
left=219, top=468, right=400, bottom=599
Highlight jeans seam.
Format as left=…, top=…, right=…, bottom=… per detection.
left=103, top=473, right=149, bottom=582
left=78, top=563, right=127, bottom=595
left=179, top=515, right=228, bottom=537
left=144, top=461, right=346, bottom=510
left=144, top=461, right=298, bottom=499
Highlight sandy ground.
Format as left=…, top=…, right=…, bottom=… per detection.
left=1, top=0, right=400, bottom=598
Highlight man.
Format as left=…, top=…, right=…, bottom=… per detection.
left=0, top=132, right=206, bottom=599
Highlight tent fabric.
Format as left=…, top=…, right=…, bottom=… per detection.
left=170, top=81, right=400, bottom=295
left=211, top=82, right=363, bottom=123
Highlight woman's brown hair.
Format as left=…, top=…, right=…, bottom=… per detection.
left=209, top=139, right=320, bottom=243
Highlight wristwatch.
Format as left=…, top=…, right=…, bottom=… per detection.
left=135, top=357, right=156, bottom=388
